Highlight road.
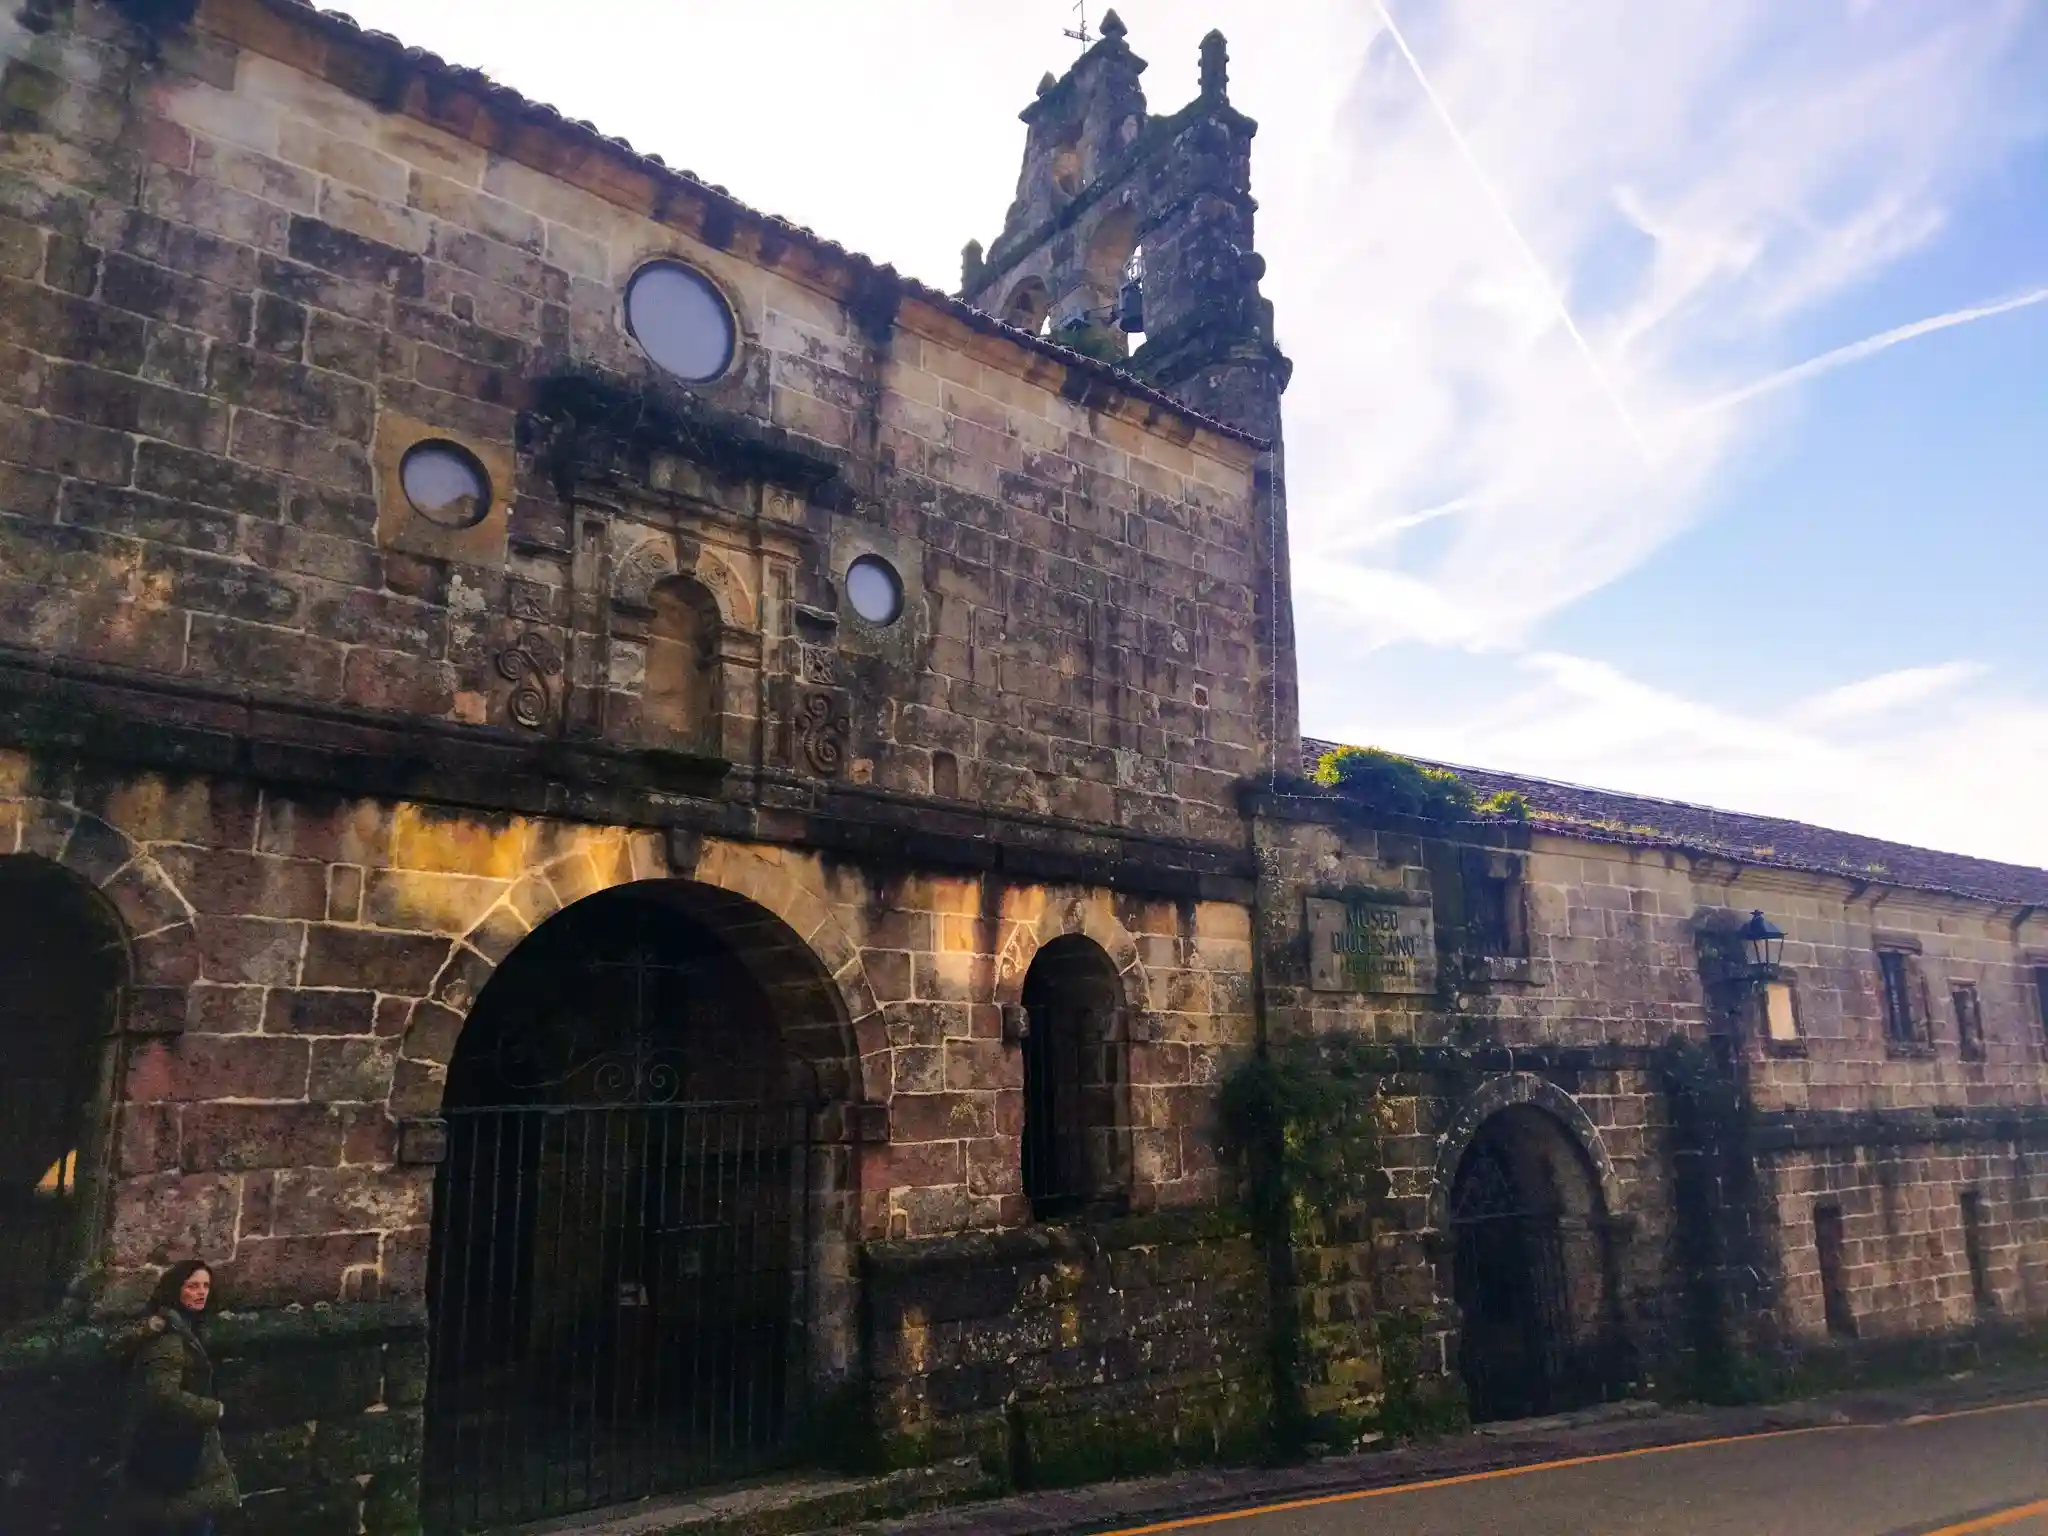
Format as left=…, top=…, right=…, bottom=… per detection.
left=1098, top=1400, right=2048, bottom=1536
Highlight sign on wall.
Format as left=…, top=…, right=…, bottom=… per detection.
left=1307, top=893, right=1437, bottom=995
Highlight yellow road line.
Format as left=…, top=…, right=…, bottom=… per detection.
left=1090, top=1398, right=2048, bottom=1536
left=1916, top=1496, right=2048, bottom=1535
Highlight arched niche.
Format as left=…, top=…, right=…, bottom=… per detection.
left=644, top=574, right=723, bottom=754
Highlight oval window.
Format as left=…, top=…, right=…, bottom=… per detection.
left=400, top=441, right=491, bottom=529
left=845, top=554, right=903, bottom=626
left=625, top=260, right=737, bottom=383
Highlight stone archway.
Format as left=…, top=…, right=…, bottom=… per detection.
left=420, top=874, right=866, bottom=1532
left=993, top=891, right=1151, bottom=1014
left=1431, top=1077, right=1629, bottom=1422
left=0, top=798, right=197, bottom=1319
left=399, top=835, right=889, bottom=1116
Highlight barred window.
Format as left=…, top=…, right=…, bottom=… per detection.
left=1878, top=950, right=1920, bottom=1046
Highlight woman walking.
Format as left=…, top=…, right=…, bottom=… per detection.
left=119, top=1259, right=240, bottom=1536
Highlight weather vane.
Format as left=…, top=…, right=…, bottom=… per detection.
left=1063, top=1, right=1092, bottom=50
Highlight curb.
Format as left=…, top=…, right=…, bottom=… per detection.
left=844, top=1369, right=2048, bottom=1536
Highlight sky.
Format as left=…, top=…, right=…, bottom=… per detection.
left=330, top=0, right=2048, bottom=867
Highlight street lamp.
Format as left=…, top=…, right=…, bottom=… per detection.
left=1737, top=910, right=1785, bottom=978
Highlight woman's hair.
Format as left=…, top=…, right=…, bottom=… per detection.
left=147, top=1259, right=214, bottom=1315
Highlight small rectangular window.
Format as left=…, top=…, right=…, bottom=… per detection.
left=1960, top=1191, right=1993, bottom=1314
left=1878, top=950, right=1919, bottom=1046
left=1463, top=850, right=1527, bottom=958
left=1815, top=1203, right=1856, bottom=1338
left=1953, top=984, right=1985, bottom=1062
left=2035, top=967, right=2048, bottom=1042
left=1764, top=980, right=1801, bottom=1045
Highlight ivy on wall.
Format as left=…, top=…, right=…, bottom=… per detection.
left=1219, top=1033, right=1399, bottom=1448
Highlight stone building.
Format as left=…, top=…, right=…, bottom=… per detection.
left=0, top=2, right=2041, bottom=1532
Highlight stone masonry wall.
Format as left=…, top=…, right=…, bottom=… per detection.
left=0, top=1301, right=424, bottom=1536
left=1763, top=1142, right=2048, bottom=1345
left=0, top=0, right=1272, bottom=845
left=861, top=1211, right=1270, bottom=1488
left=1252, top=793, right=2048, bottom=1415
left=2, top=748, right=1257, bottom=1316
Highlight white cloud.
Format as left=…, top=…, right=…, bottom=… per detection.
left=1279, top=0, right=2040, bottom=655
left=1336, top=653, right=2048, bottom=867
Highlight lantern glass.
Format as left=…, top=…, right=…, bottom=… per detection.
left=1739, top=910, right=1785, bottom=974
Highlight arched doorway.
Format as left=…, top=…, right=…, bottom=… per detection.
left=1019, top=935, right=1129, bottom=1220
left=423, top=881, right=848, bottom=1532
left=0, top=856, right=124, bottom=1328
left=1448, top=1105, right=1618, bottom=1422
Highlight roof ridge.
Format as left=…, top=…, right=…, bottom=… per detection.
left=1298, top=737, right=2048, bottom=901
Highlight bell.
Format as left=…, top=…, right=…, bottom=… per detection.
left=1116, top=276, right=1144, bottom=333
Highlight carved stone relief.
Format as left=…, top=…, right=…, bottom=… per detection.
left=497, top=631, right=564, bottom=729
left=794, top=689, right=849, bottom=777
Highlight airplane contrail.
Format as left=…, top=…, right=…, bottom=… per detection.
left=1373, top=1, right=1655, bottom=466
left=1673, top=286, right=2048, bottom=427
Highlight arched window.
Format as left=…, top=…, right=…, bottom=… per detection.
left=0, top=856, right=125, bottom=1327
left=1019, top=935, right=1129, bottom=1220
left=1002, top=277, right=1051, bottom=336
left=643, top=575, right=721, bottom=752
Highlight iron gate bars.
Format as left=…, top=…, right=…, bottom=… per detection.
left=423, top=1101, right=813, bottom=1533
left=1450, top=1138, right=1583, bottom=1423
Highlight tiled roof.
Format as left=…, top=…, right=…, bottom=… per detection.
left=1301, top=740, right=2048, bottom=908
left=255, top=2, right=1270, bottom=450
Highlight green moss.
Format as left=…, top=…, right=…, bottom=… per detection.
left=1311, top=747, right=1475, bottom=821
left=1367, top=1311, right=1470, bottom=1440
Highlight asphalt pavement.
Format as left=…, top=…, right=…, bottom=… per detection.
left=1101, top=1400, right=2048, bottom=1536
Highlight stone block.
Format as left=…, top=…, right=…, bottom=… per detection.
left=301, top=926, right=449, bottom=993
left=125, top=1034, right=310, bottom=1102
left=196, top=915, right=308, bottom=986
left=157, top=847, right=329, bottom=919
left=217, top=1232, right=380, bottom=1307
left=310, top=1037, right=398, bottom=1102
left=109, top=1171, right=239, bottom=1267
left=235, top=1480, right=364, bottom=1536
left=187, top=615, right=344, bottom=696
left=183, top=1103, right=346, bottom=1173
left=311, top=1406, right=422, bottom=1482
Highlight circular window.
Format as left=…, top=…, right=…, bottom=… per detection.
left=844, top=554, right=904, bottom=626
left=400, top=440, right=491, bottom=529
left=625, top=260, right=737, bottom=383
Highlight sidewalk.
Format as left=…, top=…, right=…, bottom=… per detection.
left=843, top=1364, right=2048, bottom=1536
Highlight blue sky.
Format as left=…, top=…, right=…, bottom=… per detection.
left=331, top=0, right=2048, bottom=864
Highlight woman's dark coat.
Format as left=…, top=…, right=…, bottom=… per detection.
left=118, top=1307, right=240, bottom=1523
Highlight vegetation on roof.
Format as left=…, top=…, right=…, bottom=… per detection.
left=1310, top=746, right=1528, bottom=823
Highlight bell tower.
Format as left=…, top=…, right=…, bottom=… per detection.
left=960, top=12, right=1298, bottom=774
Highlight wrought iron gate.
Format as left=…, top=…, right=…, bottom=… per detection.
left=1449, top=1140, right=1577, bottom=1423
left=423, top=1101, right=812, bottom=1533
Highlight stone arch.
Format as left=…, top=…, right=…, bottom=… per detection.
left=612, top=537, right=758, bottom=633
left=689, top=548, right=756, bottom=631
left=612, top=533, right=679, bottom=612
left=1083, top=200, right=1141, bottom=292
left=403, top=833, right=887, bottom=1110
left=4, top=798, right=196, bottom=999
left=0, top=799, right=196, bottom=1321
left=993, top=892, right=1151, bottom=1014
left=1002, top=275, right=1051, bottom=334
left=1426, top=1072, right=1623, bottom=1236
